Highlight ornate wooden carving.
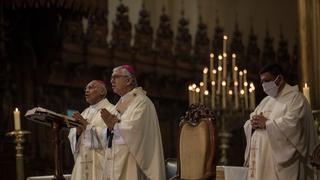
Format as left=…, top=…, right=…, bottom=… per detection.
left=230, top=23, right=245, bottom=69
left=155, top=7, right=174, bottom=70
left=246, top=26, right=260, bottom=75
left=175, top=12, right=192, bottom=61
left=211, top=18, right=224, bottom=56
left=261, top=29, right=276, bottom=65
left=133, top=4, right=154, bottom=65
left=180, top=104, right=215, bottom=125
left=86, top=14, right=112, bottom=67
left=276, top=32, right=291, bottom=75
left=62, top=15, right=85, bottom=64
left=110, top=2, right=132, bottom=66
left=194, top=17, right=210, bottom=70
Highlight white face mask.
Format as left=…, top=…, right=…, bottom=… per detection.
left=262, top=76, right=280, bottom=98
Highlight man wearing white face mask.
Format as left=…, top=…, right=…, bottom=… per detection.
left=243, top=63, right=318, bottom=180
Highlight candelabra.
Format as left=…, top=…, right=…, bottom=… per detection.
left=188, top=36, right=255, bottom=165
left=6, top=130, right=31, bottom=180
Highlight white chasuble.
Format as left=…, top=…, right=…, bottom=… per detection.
left=244, top=84, right=318, bottom=180
left=103, top=87, right=165, bottom=180
left=68, top=98, right=116, bottom=180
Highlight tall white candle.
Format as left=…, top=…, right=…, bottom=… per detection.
left=234, top=81, right=239, bottom=110
left=195, top=87, right=200, bottom=104
left=200, top=82, right=204, bottom=104
left=222, top=81, right=226, bottom=109
left=223, top=35, right=228, bottom=55
left=249, top=83, right=256, bottom=110
left=239, top=71, right=243, bottom=91
left=244, top=81, right=249, bottom=109
left=223, top=53, right=227, bottom=80
left=303, top=83, right=311, bottom=104
left=210, top=53, right=214, bottom=82
left=232, top=54, right=236, bottom=81
left=217, top=55, right=223, bottom=95
left=211, top=81, right=216, bottom=110
left=13, top=108, right=21, bottom=130
left=188, top=85, right=193, bottom=105
left=203, top=67, right=208, bottom=91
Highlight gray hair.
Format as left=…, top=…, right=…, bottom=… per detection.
left=113, top=66, right=138, bottom=87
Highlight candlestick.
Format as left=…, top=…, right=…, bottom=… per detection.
left=188, top=85, right=193, bottom=105
left=223, top=35, right=228, bottom=54
left=223, top=53, right=227, bottom=80
left=200, top=82, right=204, bottom=104
left=210, top=53, right=214, bottom=82
left=232, top=54, right=236, bottom=81
left=14, top=108, right=21, bottom=130
left=203, top=67, right=208, bottom=91
left=204, top=90, right=209, bottom=105
left=249, top=83, right=256, bottom=110
left=303, top=83, right=311, bottom=104
left=211, top=81, right=216, bottom=110
left=222, top=81, right=226, bottom=109
left=192, top=84, right=197, bottom=104
left=195, top=87, right=200, bottom=104
left=239, top=71, right=243, bottom=91
left=234, top=81, right=239, bottom=110
left=217, top=55, right=223, bottom=95
left=244, top=81, right=249, bottom=109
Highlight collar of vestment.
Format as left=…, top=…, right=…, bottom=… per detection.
left=276, top=83, right=299, bottom=99
left=116, top=87, right=145, bottom=114
left=89, top=98, right=110, bottom=112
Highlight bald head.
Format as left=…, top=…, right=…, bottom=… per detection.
left=85, top=80, right=107, bottom=105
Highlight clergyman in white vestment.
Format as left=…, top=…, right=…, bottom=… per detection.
left=100, top=65, right=165, bottom=180
left=244, top=63, right=318, bottom=180
left=68, top=80, right=117, bottom=180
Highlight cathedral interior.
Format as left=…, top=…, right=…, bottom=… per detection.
left=1, top=0, right=320, bottom=179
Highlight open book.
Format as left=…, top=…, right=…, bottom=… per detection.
left=25, top=107, right=81, bottom=128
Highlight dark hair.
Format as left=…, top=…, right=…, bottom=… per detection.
left=259, top=63, right=284, bottom=77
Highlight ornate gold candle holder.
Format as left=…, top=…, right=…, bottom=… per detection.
left=6, top=130, right=31, bottom=180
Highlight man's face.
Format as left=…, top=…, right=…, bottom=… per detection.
left=260, top=72, right=279, bottom=85
left=84, top=81, right=103, bottom=105
left=111, top=69, right=130, bottom=96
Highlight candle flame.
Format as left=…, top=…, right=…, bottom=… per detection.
left=210, top=53, right=214, bottom=58
left=228, top=90, right=233, bottom=95
left=192, top=84, right=197, bottom=89
left=243, top=69, right=247, bottom=74
left=218, top=66, right=222, bottom=71
left=239, top=71, right=243, bottom=76
left=234, top=66, right=238, bottom=71
left=213, top=69, right=217, bottom=74
left=222, top=81, right=226, bottom=86
left=196, top=88, right=200, bottom=93
left=223, top=53, right=227, bottom=58
left=15, top=108, right=19, bottom=112
left=244, top=82, right=248, bottom=87
left=204, top=90, right=209, bottom=95
left=200, top=82, right=204, bottom=86
left=188, top=85, right=193, bottom=91
left=212, top=81, right=216, bottom=86
left=223, top=35, right=228, bottom=40
left=218, top=55, right=223, bottom=60
left=304, top=83, right=308, bottom=88
left=232, top=54, right=236, bottom=58
left=240, top=89, right=245, bottom=95
left=203, top=67, right=208, bottom=73
left=234, top=81, right=238, bottom=86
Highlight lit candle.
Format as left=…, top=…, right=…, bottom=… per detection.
left=203, top=67, right=208, bottom=91
left=195, top=87, right=200, bottom=104
left=223, top=35, right=228, bottom=55
left=192, top=84, right=197, bottom=104
left=223, top=53, right=227, bottom=80
left=200, top=82, right=204, bottom=104
left=204, top=90, right=209, bottom=106
left=228, top=89, right=233, bottom=107
left=303, top=83, right=311, bottom=104
left=249, top=83, right=256, bottom=110
left=211, top=81, right=216, bottom=110
left=240, top=89, right=245, bottom=109
left=239, top=71, right=243, bottom=91
left=217, top=55, right=223, bottom=95
left=234, top=81, right=239, bottom=110
left=13, top=108, right=21, bottom=130
left=82, top=16, right=89, bottom=34
left=232, top=54, right=236, bottom=81
left=210, top=53, right=214, bottom=82
left=222, top=81, right=226, bottom=109
left=188, top=85, right=193, bottom=105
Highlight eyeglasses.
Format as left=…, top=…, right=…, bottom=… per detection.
left=111, top=75, right=130, bottom=80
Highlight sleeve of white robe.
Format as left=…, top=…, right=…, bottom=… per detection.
left=68, top=127, right=77, bottom=155
left=265, top=93, right=317, bottom=165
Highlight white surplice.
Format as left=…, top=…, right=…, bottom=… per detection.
left=102, top=87, right=165, bottom=180
left=68, top=98, right=116, bottom=180
left=244, top=84, right=318, bottom=180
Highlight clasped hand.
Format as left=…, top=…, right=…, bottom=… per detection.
left=72, top=112, right=88, bottom=135
left=100, top=109, right=118, bottom=130
left=251, top=113, right=267, bottom=129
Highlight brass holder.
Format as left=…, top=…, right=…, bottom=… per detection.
left=6, top=130, right=31, bottom=180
